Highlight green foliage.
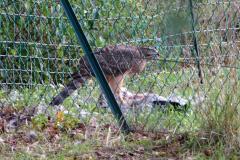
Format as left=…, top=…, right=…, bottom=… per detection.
left=32, top=113, right=48, bottom=129
left=56, top=113, right=80, bottom=130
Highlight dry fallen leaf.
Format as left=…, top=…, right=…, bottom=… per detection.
left=0, top=118, right=5, bottom=133
left=204, top=149, right=212, bottom=156
left=56, top=111, right=64, bottom=123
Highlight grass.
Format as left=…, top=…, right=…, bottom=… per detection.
left=0, top=66, right=239, bottom=159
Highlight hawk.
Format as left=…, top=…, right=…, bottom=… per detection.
left=50, top=45, right=159, bottom=106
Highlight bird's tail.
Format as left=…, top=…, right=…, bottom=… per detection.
left=49, top=78, right=84, bottom=106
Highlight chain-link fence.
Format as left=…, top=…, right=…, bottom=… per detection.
left=0, top=0, right=239, bottom=138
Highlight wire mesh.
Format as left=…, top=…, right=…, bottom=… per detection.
left=0, top=0, right=239, bottom=136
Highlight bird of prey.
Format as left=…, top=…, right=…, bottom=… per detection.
left=49, top=45, right=159, bottom=106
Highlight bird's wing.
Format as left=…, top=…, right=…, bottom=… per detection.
left=71, top=45, right=141, bottom=78
left=95, top=45, right=139, bottom=76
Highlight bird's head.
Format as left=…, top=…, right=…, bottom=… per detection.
left=139, top=46, right=159, bottom=60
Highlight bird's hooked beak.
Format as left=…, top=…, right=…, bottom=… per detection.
left=140, top=47, right=160, bottom=60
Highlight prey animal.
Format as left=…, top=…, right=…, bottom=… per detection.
left=50, top=45, right=159, bottom=106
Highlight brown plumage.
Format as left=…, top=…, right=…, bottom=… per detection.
left=50, top=45, right=159, bottom=106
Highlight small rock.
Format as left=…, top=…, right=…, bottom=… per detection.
left=74, top=140, right=82, bottom=145
left=6, top=119, right=18, bottom=132
left=25, top=130, right=38, bottom=143
left=0, top=137, right=4, bottom=144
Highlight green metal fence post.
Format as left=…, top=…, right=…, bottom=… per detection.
left=189, top=0, right=204, bottom=84
left=60, top=0, right=130, bottom=133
